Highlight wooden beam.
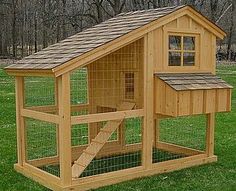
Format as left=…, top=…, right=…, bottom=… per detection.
left=71, top=109, right=144, bottom=125
left=6, top=69, right=54, bottom=77
left=25, top=104, right=89, bottom=113
left=206, top=113, right=215, bottom=156
left=58, top=73, right=72, bottom=186
left=156, top=141, right=204, bottom=156
left=154, top=118, right=160, bottom=147
left=21, top=109, right=60, bottom=124
left=28, top=156, right=60, bottom=167
left=15, top=76, right=26, bottom=165
left=25, top=105, right=57, bottom=113
left=71, top=104, right=89, bottom=112
left=142, top=32, right=154, bottom=169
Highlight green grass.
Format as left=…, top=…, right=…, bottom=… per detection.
left=0, top=66, right=236, bottom=190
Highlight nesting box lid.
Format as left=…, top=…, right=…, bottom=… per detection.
left=155, top=73, right=233, bottom=91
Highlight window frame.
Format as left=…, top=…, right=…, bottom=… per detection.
left=164, top=30, right=200, bottom=71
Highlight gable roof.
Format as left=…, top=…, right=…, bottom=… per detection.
left=5, top=5, right=226, bottom=75
left=156, top=73, right=233, bottom=91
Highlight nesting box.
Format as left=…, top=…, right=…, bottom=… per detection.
left=5, top=5, right=232, bottom=191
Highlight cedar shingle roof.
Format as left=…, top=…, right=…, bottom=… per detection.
left=155, top=73, right=233, bottom=91
left=6, top=5, right=185, bottom=70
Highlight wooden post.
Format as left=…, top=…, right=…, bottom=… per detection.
left=142, top=32, right=154, bottom=169
left=54, top=78, right=60, bottom=156
left=15, top=76, right=26, bottom=165
left=155, top=118, right=160, bottom=147
left=206, top=113, right=215, bottom=156
left=58, top=73, right=72, bottom=185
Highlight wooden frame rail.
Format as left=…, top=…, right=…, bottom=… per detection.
left=156, top=141, right=204, bottom=156
left=25, top=104, right=89, bottom=113
left=71, top=109, right=144, bottom=125
left=21, top=109, right=60, bottom=124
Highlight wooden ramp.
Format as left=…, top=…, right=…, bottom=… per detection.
left=72, top=102, right=136, bottom=178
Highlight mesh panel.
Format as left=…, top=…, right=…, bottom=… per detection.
left=71, top=124, right=89, bottom=146
left=125, top=117, right=142, bottom=144
left=80, top=151, right=141, bottom=178
left=26, top=118, right=59, bottom=177
left=26, top=118, right=57, bottom=160
left=70, top=68, right=88, bottom=105
left=25, top=77, right=55, bottom=107
left=159, top=115, right=206, bottom=150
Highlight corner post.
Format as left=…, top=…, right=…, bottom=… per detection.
left=15, top=76, right=26, bottom=165
left=142, top=31, right=154, bottom=169
left=206, top=113, right=215, bottom=156
left=58, top=73, right=72, bottom=185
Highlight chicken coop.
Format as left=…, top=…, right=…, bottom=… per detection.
left=5, top=5, right=233, bottom=191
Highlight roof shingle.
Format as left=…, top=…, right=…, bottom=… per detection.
left=5, top=5, right=184, bottom=70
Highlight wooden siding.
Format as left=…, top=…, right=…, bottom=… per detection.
left=155, top=78, right=232, bottom=117
left=153, top=15, right=217, bottom=73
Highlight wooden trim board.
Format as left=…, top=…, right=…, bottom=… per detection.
left=156, top=141, right=204, bottom=156
left=71, top=109, right=144, bottom=125
left=21, top=108, right=60, bottom=124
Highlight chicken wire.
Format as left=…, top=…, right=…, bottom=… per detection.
left=24, top=77, right=55, bottom=107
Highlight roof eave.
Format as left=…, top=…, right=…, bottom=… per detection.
left=5, top=68, right=54, bottom=77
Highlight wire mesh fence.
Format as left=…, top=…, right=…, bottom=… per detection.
left=25, top=77, right=55, bottom=107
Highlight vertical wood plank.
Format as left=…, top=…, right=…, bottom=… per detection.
left=206, top=113, right=215, bottom=156
left=155, top=118, right=160, bottom=148
left=54, top=78, right=60, bottom=156
left=142, top=32, right=154, bottom=169
left=227, top=89, right=232, bottom=111
left=58, top=73, right=72, bottom=185
left=15, top=76, right=26, bottom=165
left=211, top=34, right=217, bottom=74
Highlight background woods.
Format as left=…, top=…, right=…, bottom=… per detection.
left=0, top=0, right=236, bottom=60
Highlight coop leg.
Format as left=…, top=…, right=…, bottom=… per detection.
left=58, top=73, right=72, bottom=186
left=142, top=32, right=154, bottom=169
left=206, top=113, right=215, bottom=156
left=15, top=76, right=27, bottom=165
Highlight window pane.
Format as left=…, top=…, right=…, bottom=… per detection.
left=183, top=53, right=195, bottom=66
left=184, top=36, right=195, bottom=50
left=169, top=52, right=181, bottom=66
left=169, top=36, right=181, bottom=50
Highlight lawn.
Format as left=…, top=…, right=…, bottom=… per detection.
left=0, top=65, right=236, bottom=191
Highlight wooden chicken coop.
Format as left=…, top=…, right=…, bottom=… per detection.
left=5, top=5, right=233, bottom=191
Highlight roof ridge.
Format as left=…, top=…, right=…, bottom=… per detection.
left=117, top=5, right=185, bottom=17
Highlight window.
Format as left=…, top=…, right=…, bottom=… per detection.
left=124, top=72, right=135, bottom=100
left=168, top=35, right=196, bottom=66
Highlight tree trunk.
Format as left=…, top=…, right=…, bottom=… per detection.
left=42, top=0, right=47, bottom=48
left=12, top=0, right=17, bottom=58
left=34, top=12, right=38, bottom=53
left=227, top=2, right=235, bottom=60
left=62, top=0, right=67, bottom=39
